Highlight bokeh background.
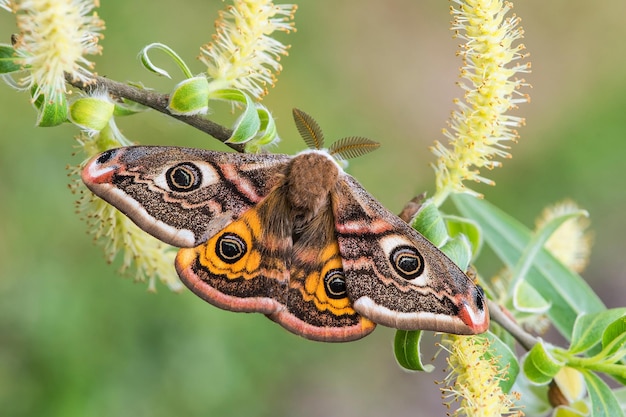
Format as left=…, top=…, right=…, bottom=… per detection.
left=1, top=1, right=626, bottom=416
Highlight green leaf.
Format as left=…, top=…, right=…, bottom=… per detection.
left=393, top=330, right=434, bottom=372
left=138, top=42, right=193, bottom=79
left=411, top=199, right=448, bottom=248
left=484, top=332, right=520, bottom=393
left=167, top=76, right=210, bottom=115
left=36, top=93, right=68, bottom=127
left=440, top=234, right=472, bottom=272
left=244, top=104, right=279, bottom=152
left=581, top=370, right=625, bottom=417
left=452, top=194, right=605, bottom=339
left=513, top=280, right=551, bottom=314
left=509, top=206, right=588, bottom=296
left=602, top=316, right=626, bottom=361
left=209, top=88, right=249, bottom=103
left=229, top=109, right=260, bottom=144
left=512, top=371, right=553, bottom=416
left=98, top=121, right=133, bottom=148
left=113, top=99, right=149, bottom=116
left=569, top=309, right=626, bottom=355
left=612, top=386, right=626, bottom=412
left=211, top=89, right=260, bottom=145
left=523, top=341, right=564, bottom=385
left=445, top=215, right=483, bottom=260
left=31, top=85, right=44, bottom=109
left=0, top=45, right=21, bottom=73
left=210, top=89, right=280, bottom=149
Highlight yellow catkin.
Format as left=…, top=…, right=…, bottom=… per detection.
left=12, top=0, right=104, bottom=101
left=440, top=335, right=523, bottom=417
left=199, top=0, right=296, bottom=100
left=535, top=200, right=592, bottom=273
left=432, top=0, right=530, bottom=204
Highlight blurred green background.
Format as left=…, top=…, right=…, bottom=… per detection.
left=1, top=1, right=626, bottom=416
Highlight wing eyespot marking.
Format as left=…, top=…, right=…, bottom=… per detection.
left=323, top=268, right=347, bottom=299
left=166, top=163, right=203, bottom=192
left=216, top=233, right=247, bottom=264
left=389, top=245, right=424, bottom=280
left=154, top=161, right=220, bottom=193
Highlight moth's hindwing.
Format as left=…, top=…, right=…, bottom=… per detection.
left=175, top=195, right=290, bottom=314
left=176, top=189, right=375, bottom=342
left=332, top=176, right=489, bottom=335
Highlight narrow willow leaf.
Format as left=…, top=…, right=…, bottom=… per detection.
left=211, top=89, right=260, bottom=145
left=523, top=341, right=564, bottom=385
left=36, top=94, right=68, bottom=127
left=229, top=110, right=260, bottom=144
left=569, top=309, right=626, bottom=355
left=582, top=370, right=625, bottom=417
left=394, top=330, right=434, bottom=372
left=31, top=84, right=44, bottom=108
left=292, top=108, right=324, bottom=150
left=483, top=331, right=520, bottom=393
left=328, top=137, right=380, bottom=160
left=0, top=45, right=21, bottom=73
left=612, top=386, right=626, bottom=412
left=138, top=43, right=193, bottom=79
left=509, top=207, right=588, bottom=296
left=411, top=199, right=448, bottom=248
left=209, top=88, right=248, bottom=102
left=445, top=215, right=483, bottom=260
left=602, top=316, right=626, bottom=360
left=113, top=99, right=149, bottom=116
left=244, top=105, right=279, bottom=153
left=513, top=280, right=551, bottom=313
left=440, top=234, right=472, bottom=272
left=209, top=88, right=261, bottom=145
left=452, top=194, right=605, bottom=339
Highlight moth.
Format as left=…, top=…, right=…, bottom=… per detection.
left=81, top=109, right=489, bottom=342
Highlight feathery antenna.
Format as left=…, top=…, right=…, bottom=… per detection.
left=292, top=108, right=380, bottom=159
left=328, top=137, right=380, bottom=160
left=292, top=108, right=325, bottom=150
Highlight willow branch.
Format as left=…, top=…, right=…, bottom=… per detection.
left=487, top=299, right=539, bottom=351
left=65, top=74, right=245, bottom=153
